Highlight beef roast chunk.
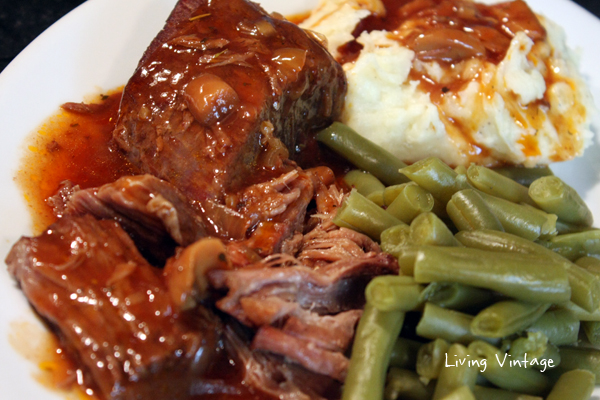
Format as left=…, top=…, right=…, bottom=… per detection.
left=113, top=0, right=346, bottom=204
left=4, top=215, right=232, bottom=400
left=62, top=175, right=208, bottom=265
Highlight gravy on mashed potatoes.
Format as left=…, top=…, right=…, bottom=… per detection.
left=301, top=0, right=595, bottom=167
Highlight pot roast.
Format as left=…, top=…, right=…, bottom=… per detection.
left=5, top=0, right=399, bottom=399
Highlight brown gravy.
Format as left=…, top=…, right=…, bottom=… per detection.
left=16, top=90, right=137, bottom=233
left=338, top=0, right=545, bottom=65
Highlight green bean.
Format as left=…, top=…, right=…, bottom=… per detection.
left=410, top=212, right=462, bottom=247
left=470, top=301, right=550, bottom=338
left=344, top=170, right=386, bottom=198
left=507, top=332, right=561, bottom=371
left=333, top=189, right=404, bottom=240
left=467, top=164, right=536, bottom=206
left=342, top=303, right=405, bottom=400
left=529, top=176, right=593, bottom=227
left=396, top=246, right=421, bottom=276
left=546, top=369, right=595, bottom=400
left=455, top=229, right=517, bottom=251
left=447, top=189, right=504, bottom=232
left=537, top=343, right=561, bottom=370
left=383, top=184, right=411, bottom=207
left=556, top=220, right=596, bottom=234
left=563, top=263, right=600, bottom=313
left=433, top=343, right=478, bottom=400
left=454, top=229, right=566, bottom=262
left=387, top=183, right=435, bottom=224
left=575, top=256, right=600, bottom=276
left=419, top=282, right=495, bottom=312
left=439, top=385, right=476, bottom=400
left=526, top=309, right=580, bottom=346
left=456, top=229, right=531, bottom=254
left=412, top=246, right=571, bottom=304
left=366, top=276, right=424, bottom=312
left=539, top=343, right=561, bottom=371
left=472, top=385, right=543, bottom=400
left=416, top=338, right=451, bottom=380
left=559, top=301, right=600, bottom=321
left=455, top=229, right=600, bottom=312
left=467, top=341, right=551, bottom=396
left=455, top=165, right=468, bottom=175
left=390, top=337, right=422, bottom=369
left=416, top=303, right=498, bottom=345
left=582, top=321, right=600, bottom=346
left=385, top=368, right=435, bottom=400
left=476, top=191, right=557, bottom=240
left=557, top=346, right=600, bottom=383
left=381, top=224, right=412, bottom=257
left=539, top=229, right=600, bottom=261
left=491, top=165, right=554, bottom=187
left=368, top=190, right=385, bottom=207
left=316, top=122, right=409, bottom=185
left=399, top=157, right=472, bottom=204
left=507, top=331, right=560, bottom=372
left=343, top=170, right=387, bottom=206
left=507, top=331, right=548, bottom=363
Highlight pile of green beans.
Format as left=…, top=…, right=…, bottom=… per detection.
left=317, top=123, right=600, bottom=400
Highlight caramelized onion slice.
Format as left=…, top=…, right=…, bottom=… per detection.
left=184, top=73, right=239, bottom=125
left=411, top=28, right=487, bottom=63
left=398, top=0, right=436, bottom=19
left=304, top=29, right=329, bottom=50
left=271, top=48, right=307, bottom=83
left=471, top=25, right=512, bottom=55
left=491, top=0, right=546, bottom=41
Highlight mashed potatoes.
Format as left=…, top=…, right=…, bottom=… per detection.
left=301, top=0, right=595, bottom=167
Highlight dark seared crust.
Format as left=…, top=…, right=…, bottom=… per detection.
left=113, top=0, right=346, bottom=202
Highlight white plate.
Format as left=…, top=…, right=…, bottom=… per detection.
left=0, top=0, right=599, bottom=398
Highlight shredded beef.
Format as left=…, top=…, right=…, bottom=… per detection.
left=208, top=205, right=398, bottom=379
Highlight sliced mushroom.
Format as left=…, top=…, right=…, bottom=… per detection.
left=164, top=237, right=231, bottom=310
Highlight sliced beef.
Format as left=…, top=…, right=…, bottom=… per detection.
left=61, top=175, right=207, bottom=265
left=113, top=0, right=346, bottom=205
left=251, top=310, right=362, bottom=382
left=281, top=310, right=362, bottom=353
left=252, top=326, right=349, bottom=382
left=5, top=215, right=226, bottom=400
left=209, top=252, right=397, bottom=324
left=224, top=325, right=340, bottom=400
